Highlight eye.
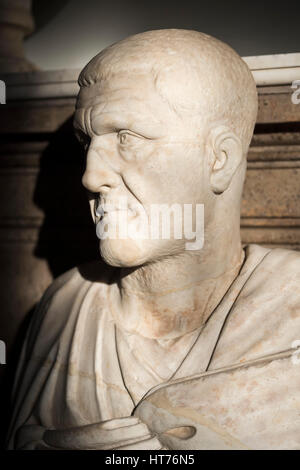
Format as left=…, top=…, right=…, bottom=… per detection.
left=119, top=132, right=127, bottom=144
left=118, top=130, right=141, bottom=146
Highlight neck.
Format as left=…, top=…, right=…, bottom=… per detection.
left=109, top=217, right=244, bottom=340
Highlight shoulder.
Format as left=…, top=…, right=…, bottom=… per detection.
left=242, top=245, right=300, bottom=303
left=43, top=258, right=116, bottom=300
left=25, top=259, right=116, bottom=357
left=210, top=245, right=300, bottom=368
left=256, top=244, right=300, bottom=274
left=241, top=245, right=300, bottom=302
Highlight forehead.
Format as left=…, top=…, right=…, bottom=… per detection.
left=74, top=70, right=189, bottom=138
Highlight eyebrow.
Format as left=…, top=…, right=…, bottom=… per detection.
left=75, top=86, right=169, bottom=139
left=91, top=109, right=165, bottom=139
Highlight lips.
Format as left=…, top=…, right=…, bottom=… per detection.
left=95, top=204, right=105, bottom=219
left=94, top=198, right=138, bottom=225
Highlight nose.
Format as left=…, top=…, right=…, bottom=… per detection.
left=82, top=146, right=120, bottom=194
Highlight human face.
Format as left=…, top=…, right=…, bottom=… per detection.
left=74, top=70, right=210, bottom=267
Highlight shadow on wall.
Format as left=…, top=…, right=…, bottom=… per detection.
left=1, top=117, right=101, bottom=448
left=33, top=117, right=99, bottom=278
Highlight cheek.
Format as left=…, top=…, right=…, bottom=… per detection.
left=122, top=145, right=205, bottom=205
left=120, top=145, right=167, bottom=203
left=149, top=146, right=204, bottom=202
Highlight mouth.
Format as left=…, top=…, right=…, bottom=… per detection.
left=95, top=203, right=104, bottom=224
left=93, top=197, right=139, bottom=225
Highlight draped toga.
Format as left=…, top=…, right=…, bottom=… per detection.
left=7, top=244, right=300, bottom=449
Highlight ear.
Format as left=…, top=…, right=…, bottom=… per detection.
left=209, top=126, right=243, bottom=195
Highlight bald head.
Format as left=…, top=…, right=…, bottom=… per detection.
left=78, top=29, right=257, bottom=153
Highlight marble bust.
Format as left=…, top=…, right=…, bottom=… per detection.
left=8, top=29, right=300, bottom=450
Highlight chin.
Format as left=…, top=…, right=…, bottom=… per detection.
left=99, top=237, right=184, bottom=268
left=99, top=238, right=152, bottom=267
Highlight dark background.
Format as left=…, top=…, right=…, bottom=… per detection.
left=27, top=0, right=300, bottom=70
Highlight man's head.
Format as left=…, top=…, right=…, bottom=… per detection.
left=74, top=29, right=258, bottom=267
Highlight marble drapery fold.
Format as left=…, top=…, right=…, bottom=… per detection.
left=7, top=244, right=300, bottom=449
